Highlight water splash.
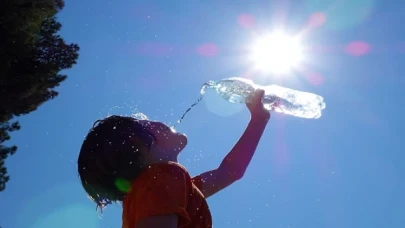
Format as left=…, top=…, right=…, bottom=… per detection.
left=175, top=81, right=216, bottom=126
left=131, top=112, right=149, bottom=120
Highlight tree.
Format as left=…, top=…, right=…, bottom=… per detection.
left=0, top=0, right=79, bottom=191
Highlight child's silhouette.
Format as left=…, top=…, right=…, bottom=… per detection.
left=77, top=89, right=270, bottom=228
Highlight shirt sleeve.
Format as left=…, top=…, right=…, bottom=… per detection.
left=191, top=175, right=204, bottom=191
left=123, top=163, right=191, bottom=226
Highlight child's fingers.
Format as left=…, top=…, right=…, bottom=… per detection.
left=256, top=89, right=265, bottom=98
left=253, top=89, right=265, bottom=103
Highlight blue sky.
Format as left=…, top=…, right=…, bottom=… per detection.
left=1, top=0, right=404, bottom=227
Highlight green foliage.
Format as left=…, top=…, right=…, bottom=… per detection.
left=0, top=0, right=79, bottom=191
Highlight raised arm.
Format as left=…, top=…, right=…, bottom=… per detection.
left=195, top=90, right=270, bottom=198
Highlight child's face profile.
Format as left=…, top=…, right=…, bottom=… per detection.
left=137, top=120, right=187, bottom=163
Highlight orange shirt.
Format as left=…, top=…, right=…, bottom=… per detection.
left=122, top=162, right=212, bottom=228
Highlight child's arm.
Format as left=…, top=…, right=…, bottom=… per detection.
left=195, top=89, right=270, bottom=198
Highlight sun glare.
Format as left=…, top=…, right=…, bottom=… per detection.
left=248, top=31, right=304, bottom=74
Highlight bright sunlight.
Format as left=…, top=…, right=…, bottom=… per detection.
left=248, top=31, right=304, bottom=74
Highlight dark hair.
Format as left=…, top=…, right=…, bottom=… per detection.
left=77, top=115, right=155, bottom=209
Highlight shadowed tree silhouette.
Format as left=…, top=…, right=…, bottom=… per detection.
left=0, top=0, right=79, bottom=191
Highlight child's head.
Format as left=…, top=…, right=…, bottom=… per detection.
left=77, top=115, right=187, bottom=208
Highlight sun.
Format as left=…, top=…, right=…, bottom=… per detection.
left=248, top=31, right=304, bottom=74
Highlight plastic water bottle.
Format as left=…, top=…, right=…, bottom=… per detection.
left=176, top=77, right=326, bottom=125
left=201, top=77, right=326, bottom=119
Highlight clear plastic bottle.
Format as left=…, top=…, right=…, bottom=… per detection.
left=202, top=77, right=326, bottom=119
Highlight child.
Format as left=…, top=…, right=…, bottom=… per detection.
left=78, top=89, right=270, bottom=228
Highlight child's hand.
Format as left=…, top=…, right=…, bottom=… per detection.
left=246, top=89, right=270, bottom=121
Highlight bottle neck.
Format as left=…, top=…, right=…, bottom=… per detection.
left=200, top=80, right=216, bottom=95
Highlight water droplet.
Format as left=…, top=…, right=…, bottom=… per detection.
left=132, top=112, right=148, bottom=120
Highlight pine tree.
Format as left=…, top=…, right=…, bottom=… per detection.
left=0, top=0, right=79, bottom=191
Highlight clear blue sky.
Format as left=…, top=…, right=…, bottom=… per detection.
left=1, top=0, right=404, bottom=227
